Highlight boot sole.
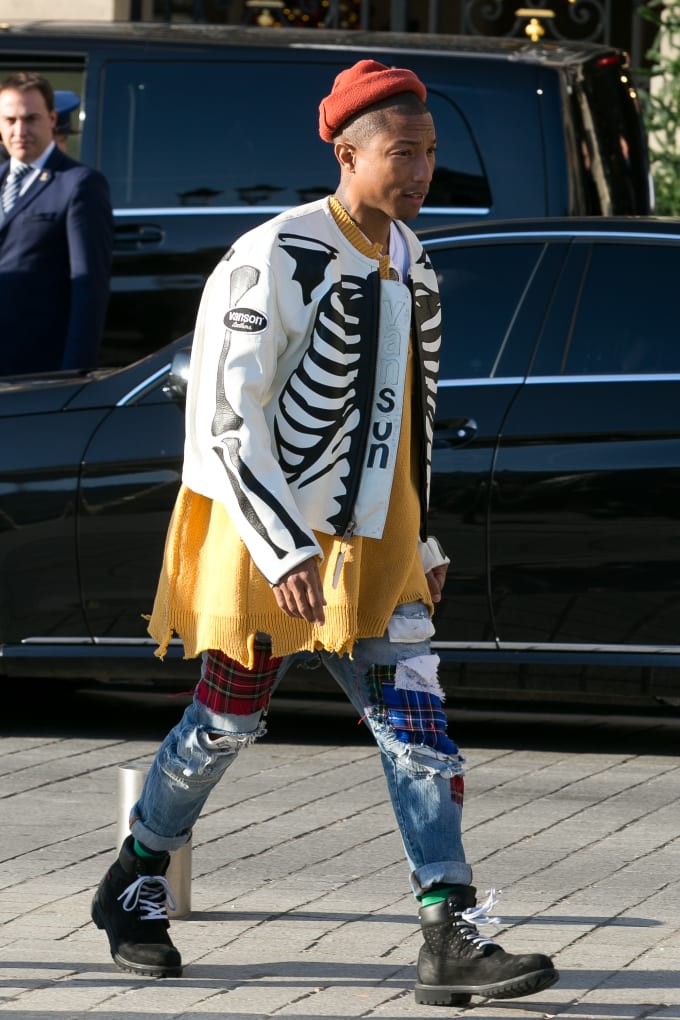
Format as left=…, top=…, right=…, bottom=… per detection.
left=91, top=897, right=183, bottom=978
left=113, top=949, right=183, bottom=978
left=414, top=966, right=559, bottom=1006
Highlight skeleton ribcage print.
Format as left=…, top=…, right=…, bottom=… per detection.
left=274, top=274, right=377, bottom=512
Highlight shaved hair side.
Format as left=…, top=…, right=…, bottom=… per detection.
left=335, top=92, right=430, bottom=146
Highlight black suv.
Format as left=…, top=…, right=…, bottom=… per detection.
left=1, top=218, right=679, bottom=709
left=0, top=22, right=652, bottom=367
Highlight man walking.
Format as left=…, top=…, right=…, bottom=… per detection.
left=90, top=59, right=558, bottom=1007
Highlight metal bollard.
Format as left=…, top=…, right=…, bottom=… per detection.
left=116, top=762, right=192, bottom=918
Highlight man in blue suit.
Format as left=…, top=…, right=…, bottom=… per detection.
left=0, top=72, right=113, bottom=376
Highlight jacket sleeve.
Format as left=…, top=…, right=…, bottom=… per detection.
left=418, top=536, right=450, bottom=574
left=61, top=168, right=113, bottom=370
left=182, top=240, right=323, bottom=586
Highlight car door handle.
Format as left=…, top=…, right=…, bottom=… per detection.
left=434, top=417, right=479, bottom=446
left=113, top=224, right=165, bottom=249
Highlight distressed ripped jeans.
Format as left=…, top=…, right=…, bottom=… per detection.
left=130, top=601, right=472, bottom=896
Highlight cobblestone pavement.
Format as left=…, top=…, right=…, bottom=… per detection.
left=1, top=687, right=679, bottom=1020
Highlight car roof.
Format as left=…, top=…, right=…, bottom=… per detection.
left=418, top=217, right=680, bottom=244
left=0, top=21, right=626, bottom=67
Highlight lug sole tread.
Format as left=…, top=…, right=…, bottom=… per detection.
left=414, top=967, right=559, bottom=1005
left=112, top=951, right=183, bottom=978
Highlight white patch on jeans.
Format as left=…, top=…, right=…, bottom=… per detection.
left=394, top=653, right=445, bottom=701
left=387, top=614, right=435, bottom=643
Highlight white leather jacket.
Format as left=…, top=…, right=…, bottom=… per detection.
left=182, top=198, right=441, bottom=585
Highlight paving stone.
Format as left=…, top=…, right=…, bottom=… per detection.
left=1, top=696, right=679, bottom=1019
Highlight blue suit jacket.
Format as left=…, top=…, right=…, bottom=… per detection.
left=0, top=147, right=113, bottom=375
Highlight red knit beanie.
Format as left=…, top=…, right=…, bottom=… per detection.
left=318, top=59, right=427, bottom=142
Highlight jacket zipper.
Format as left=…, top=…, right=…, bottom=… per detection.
left=331, top=519, right=357, bottom=588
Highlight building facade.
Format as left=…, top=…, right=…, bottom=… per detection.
left=0, top=1, right=655, bottom=72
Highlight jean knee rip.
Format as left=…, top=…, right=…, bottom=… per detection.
left=160, top=719, right=266, bottom=784
left=365, top=659, right=465, bottom=777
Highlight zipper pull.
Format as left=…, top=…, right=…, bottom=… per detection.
left=331, top=520, right=356, bottom=589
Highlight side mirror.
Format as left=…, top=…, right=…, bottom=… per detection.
left=164, top=347, right=191, bottom=404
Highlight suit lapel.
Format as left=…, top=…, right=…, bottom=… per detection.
left=2, top=167, right=53, bottom=226
left=0, top=148, right=65, bottom=228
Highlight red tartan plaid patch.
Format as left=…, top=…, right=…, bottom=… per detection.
left=450, top=774, right=464, bottom=807
left=196, top=641, right=283, bottom=716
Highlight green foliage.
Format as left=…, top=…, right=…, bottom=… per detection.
left=640, top=0, right=680, bottom=214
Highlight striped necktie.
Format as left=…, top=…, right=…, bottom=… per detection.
left=2, top=163, right=32, bottom=214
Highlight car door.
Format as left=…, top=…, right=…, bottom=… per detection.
left=490, top=232, right=680, bottom=651
left=0, top=379, right=107, bottom=645
left=77, top=349, right=187, bottom=642
left=425, top=234, right=569, bottom=655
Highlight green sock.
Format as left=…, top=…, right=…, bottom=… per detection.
left=420, top=884, right=456, bottom=907
left=133, top=838, right=164, bottom=859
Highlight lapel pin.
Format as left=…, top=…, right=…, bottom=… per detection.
left=39, top=171, right=50, bottom=181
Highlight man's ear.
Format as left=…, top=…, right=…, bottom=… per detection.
left=334, top=140, right=356, bottom=174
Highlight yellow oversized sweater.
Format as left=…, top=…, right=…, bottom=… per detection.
left=148, top=201, right=431, bottom=669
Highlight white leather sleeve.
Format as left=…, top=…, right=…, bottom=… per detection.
left=418, top=535, right=451, bottom=575
left=181, top=240, right=322, bottom=585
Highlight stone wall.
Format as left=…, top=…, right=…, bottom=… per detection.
left=0, top=0, right=152, bottom=21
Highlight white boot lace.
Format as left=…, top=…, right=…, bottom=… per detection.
left=117, top=875, right=177, bottom=921
left=458, top=888, right=501, bottom=949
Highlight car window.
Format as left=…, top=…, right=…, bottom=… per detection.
left=561, top=242, right=680, bottom=374
left=429, top=242, right=544, bottom=379
left=99, top=61, right=490, bottom=213
left=100, top=60, right=337, bottom=208
left=423, top=91, right=491, bottom=210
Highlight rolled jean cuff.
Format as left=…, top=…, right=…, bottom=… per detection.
left=128, top=816, right=191, bottom=854
left=411, top=860, right=473, bottom=897
left=191, top=692, right=264, bottom=735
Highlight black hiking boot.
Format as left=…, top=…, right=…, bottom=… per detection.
left=414, top=885, right=558, bottom=1006
left=91, top=835, right=182, bottom=977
